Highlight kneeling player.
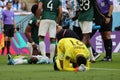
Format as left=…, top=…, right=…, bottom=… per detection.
left=54, top=38, right=90, bottom=71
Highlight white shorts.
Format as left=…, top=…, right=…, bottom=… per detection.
left=79, top=21, right=93, bottom=34
left=38, top=19, right=56, bottom=38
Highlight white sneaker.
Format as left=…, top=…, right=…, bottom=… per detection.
left=94, top=53, right=101, bottom=60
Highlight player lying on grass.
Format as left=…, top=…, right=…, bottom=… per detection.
left=54, top=38, right=90, bottom=71
left=8, top=55, right=49, bottom=65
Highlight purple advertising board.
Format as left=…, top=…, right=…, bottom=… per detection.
left=90, top=31, right=120, bottom=53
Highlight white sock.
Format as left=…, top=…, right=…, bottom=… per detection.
left=50, top=43, right=55, bottom=60
left=88, top=46, right=95, bottom=61
left=39, top=41, right=46, bottom=57
left=14, top=59, right=27, bottom=65
left=27, top=42, right=33, bottom=56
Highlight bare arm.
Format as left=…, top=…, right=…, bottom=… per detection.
left=57, top=6, right=62, bottom=24
left=36, top=2, right=43, bottom=19
left=25, top=25, right=33, bottom=43
left=107, top=5, right=114, bottom=17
left=105, top=5, right=114, bottom=24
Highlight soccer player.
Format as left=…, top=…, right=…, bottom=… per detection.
left=76, top=0, right=95, bottom=62
left=95, top=0, right=114, bottom=62
left=54, top=38, right=90, bottom=71
left=25, top=4, right=40, bottom=55
left=8, top=55, right=49, bottom=65
left=37, top=0, right=62, bottom=63
left=56, top=25, right=80, bottom=41
left=1, top=1, right=16, bottom=59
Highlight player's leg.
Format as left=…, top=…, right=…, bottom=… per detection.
left=100, top=31, right=112, bottom=61
left=49, top=20, right=56, bottom=64
left=99, top=16, right=113, bottom=62
left=14, top=58, right=28, bottom=65
left=80, top=21, right=95, bottom=62
left=90, top=29, right=101, bottom=60
left=38, top=20, right=49, bottom=57
left=3, top=25, right=13, bottom=61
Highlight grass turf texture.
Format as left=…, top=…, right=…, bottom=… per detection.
left=0, top=53, right=120, bottom=80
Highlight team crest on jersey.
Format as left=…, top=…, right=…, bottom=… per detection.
left=29, top=20, right=33, bottom=24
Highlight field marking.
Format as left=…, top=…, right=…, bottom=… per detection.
left=91, top=68, right=120, bottom=71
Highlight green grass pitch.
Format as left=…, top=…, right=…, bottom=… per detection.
left=0, top=53, right=120, bottom=80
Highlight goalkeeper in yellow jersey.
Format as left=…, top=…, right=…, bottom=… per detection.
left=54, top=38, right=90, bottom=71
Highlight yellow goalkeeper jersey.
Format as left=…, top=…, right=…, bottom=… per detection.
left=56, top=38, right=90, bottom=71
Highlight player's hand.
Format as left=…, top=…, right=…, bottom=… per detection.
left=105, top=17, right=110, bottom=24
left=78, top=64, right=87, bottom=71
left=32, top=44, right=37, bottom=49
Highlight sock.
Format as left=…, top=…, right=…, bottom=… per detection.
left=50, top=41, right=56, bottom=61
left=92, top=47, right=96, bottom=54
left=2, top=41, right=7, bottom=54
left=88, top=46, right=95, bottom=61
left=7, top=41, right=10, bottom=54
left=103, top=39, right=112, bottom=59
left=39, top=38, right=46, bottom=57
left=14, top=59, right=28, bottom=65
left=27, top=42, right=33, bottom=56
left=2, top=47, right=5, bottom=55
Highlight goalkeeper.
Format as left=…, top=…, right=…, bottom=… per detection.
left=54, top=38, right=90, bottom=71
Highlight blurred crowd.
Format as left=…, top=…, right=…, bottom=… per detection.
left=0, top=0, right=28, bottom=12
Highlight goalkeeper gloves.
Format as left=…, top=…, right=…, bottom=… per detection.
left=75, top=64, right=87, bottom=71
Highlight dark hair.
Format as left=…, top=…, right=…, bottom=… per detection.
left=30, top=57, right=38, bottom=64
left=77, top=55, right=87, bottom=66
left=31, top=4, right=38, bottom=15
left=6, top=1, right=12, bottom=5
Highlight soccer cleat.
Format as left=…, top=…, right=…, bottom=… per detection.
left=107, top=58, right=112, bottom=62
left=93, top=53, right=101, bottom=60
left=7, top=54, right=14, bottom=65
left=100, top=57, right=112, bottom=62
left=8, top=59, right=14, bottom=65
left=90, top=60, right=95, bottom=63
left=8, top=54, right=12, bottom=60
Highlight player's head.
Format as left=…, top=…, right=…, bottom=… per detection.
left=31, top=4, right=38, bottom=15
left=76, top=55, right=87, bottom=66
left=30, top=57, right=38, bottom=64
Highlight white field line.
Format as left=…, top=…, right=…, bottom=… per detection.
left=91, top=68, right=120, bottom=71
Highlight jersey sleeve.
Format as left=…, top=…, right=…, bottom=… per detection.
left=38, top=0, right=43, bottom=3
left=58, top=0, right=62, bottom=6
left=62, top=53, right=76, bottom=71
left=28, top=19, right=36, bottom=27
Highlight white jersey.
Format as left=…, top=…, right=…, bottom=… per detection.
left=31, top=55, right=49, bottom=64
